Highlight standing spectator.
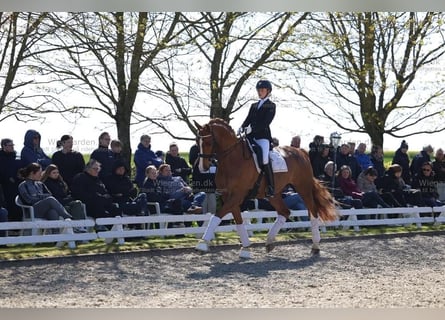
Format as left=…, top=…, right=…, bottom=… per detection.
left=412, top=162, right=444, bottom=207
left=290, top=135, right=301, bottom=149
left=354, top=143, right=373, bottom=171
left=20, top=129, right=52, bottom=169
left=370, top=145, right=385, bottom=183
left=51, top=135, right=85, bottom=188
left=90, top=132, right=114, bottom=179
left=71, top=159, right=122, bottom=219
left=134, top=134, right=163, bottom=187
left=336, top=143, right=361, bottom=181
left=432, top=148, right=445, bottom=182
left=410, top=145, right=434, bottom=180
left=103, top=160, right=148, bottom=216
left=0, top=138, right=24, bottom=221
left=312, top=144, right=331, bottom=178
left=308, top=135, right=324, bottom=165
left=165, top=142, right=191, bottom=183
left=17, top=163, right=72, bottom=221
left=189, top=138, right=217, bottom=215
left=392, top=140, right=412, bottom=185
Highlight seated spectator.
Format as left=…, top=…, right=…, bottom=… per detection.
left=392, top=140, right=412, bottom=185
left=90, top=132, right=114, bottom=179
left=103, top=160, right=148, bottom=216
left=166, top=142, right=192, bottom=183
left=336, top=143, right=361, bottom=181
left=0, top=138, right=24, bottom=221
left=410, top=145, right=434, bottom=180
left=0, top=185, right=9, bottom=238
left=139, top=165, right=171, bottom=215
left=290, top=135, right=301, bottom=149
left=134, top=134, right=163, bottom=187
left=17, top=163, right=72, bottom=221
left=157, top=163, right=206, bottom=214
left=354, top=143, right=373, bottom=171
left=41, top=164, right=88, bottom=221
left=319, top=161, right=363, bottom=210
left=432, top=148, right=445, bottom=183
left=71, top=159, right=122, bottom=219
left=51, top=135, right=85, bottom=188
left=358, top=166, right=401, bottom=208
left=412, top=162, right=444, bottom=207
left=378, top=164, right=424, bottom=207
left=20, top=129, right=52, bottom=169
left=338, top=165, right=390, bottom=209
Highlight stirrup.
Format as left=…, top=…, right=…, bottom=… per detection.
left=266, top=186, right=275, bottom=197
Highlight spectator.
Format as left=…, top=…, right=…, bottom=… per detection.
left=319, top=161, right=363, bottom=210
left=157, top=163, right=206, bottom=214
left=17, top=163, right=72, bottom=221
left=290, top=135, right=301, bottom=148
left=41, top=164, right=88, bottom=221
left=412, top=161, right=444, bottom=207
left=432, top=148, right=445, bottom=182
left=308, top=135, right=324, bottom=165
left=272, top=137, right=279, bottom=147
left=335, top=143, right=361, bottom=181
left=20, top=129, right=52, bottom=169
left=370, top=145, right=385, bottom=180
left=392, top=140, right=412, bottom=185
left=51, top=135, right=85, bottom=188
left=71, top=159, right=122, bottom=219
left=312, top=143, right=331, bottom=178
left=338, top=165, right=390, bottom=209
left=139, top=165, right=170, bottom=214
left=0, top=138, right=24, bottom=221
left=90, top=132, right=114, bottom=179
left=110, top=139, right=130, bottom=174
left=103, top=160, right=148, bottom=216
left=134, top=134, right=163, bottom=187
left=189, top=138, right=217, bottom=215
left=410, top=144, right=434, bottom=180
left=354, top=143, right=373, bottom=171
left=165, top=142, right=192, bottom=183
left=378, top=164, right=424, bottom=208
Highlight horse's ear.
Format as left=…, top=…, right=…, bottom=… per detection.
left=193, top=120, right=202, bottom=130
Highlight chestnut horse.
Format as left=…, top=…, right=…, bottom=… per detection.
left=194, top=118, right=338, bottom=258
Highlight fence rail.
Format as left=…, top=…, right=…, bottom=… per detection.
left=1, top=206, right=445, bottom=248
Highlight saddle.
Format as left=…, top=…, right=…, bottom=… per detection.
left=245, top=137, right=288, bottom=173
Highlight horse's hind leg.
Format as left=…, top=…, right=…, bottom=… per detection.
left=310, top=216, right=321, bottom=255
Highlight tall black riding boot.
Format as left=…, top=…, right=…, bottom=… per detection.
left=263, top=163, right=275, bottom=197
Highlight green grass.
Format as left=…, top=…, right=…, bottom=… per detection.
left=1, top=224, right=444, bottom=261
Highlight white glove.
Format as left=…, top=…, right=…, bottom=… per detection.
left=245, top=124, right=252, bottom=135
left=237, top=127, right=243, bottom=135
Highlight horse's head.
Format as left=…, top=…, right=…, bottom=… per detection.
left=194, top=118, right=237, bottom=172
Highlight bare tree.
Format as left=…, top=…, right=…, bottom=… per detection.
left=0, top=12, right=63, bottom=122
left=31, top=12, right=187, bottom=168
left=139, top=12, right=309, bottom=139
left=287, top=12, right=445, bottom=148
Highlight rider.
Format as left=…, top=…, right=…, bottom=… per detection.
left=238, top=79, right=276, bottom=197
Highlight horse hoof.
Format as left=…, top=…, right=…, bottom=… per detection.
left=311, top=248, right=320, bottom=255
left=265, top=242, right=275, bottom=253
left=239, top=247, right=252, bottom=259
left=195, top=240, right=210, bottom=253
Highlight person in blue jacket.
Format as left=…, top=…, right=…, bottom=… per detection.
left=20, top=129, right=52, bottom=170
left=134, top=134, right=163, bottom=187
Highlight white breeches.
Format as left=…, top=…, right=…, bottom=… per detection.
left=253, top=138, right=270, bottom=165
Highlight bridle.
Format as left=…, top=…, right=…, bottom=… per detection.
left=197, top=125, right=241, bottom=162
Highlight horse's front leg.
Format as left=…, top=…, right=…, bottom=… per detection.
left=231, top=206, right=252, bottom=259
left=265, top=198, right=290, bottom=253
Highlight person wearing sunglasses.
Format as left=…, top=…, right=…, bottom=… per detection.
left=412, top=161, right=444, bottom=208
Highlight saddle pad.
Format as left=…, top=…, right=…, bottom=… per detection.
left=270, top=149, right=288, bottom=173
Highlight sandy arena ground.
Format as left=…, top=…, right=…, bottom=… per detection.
left=0, top=232, right=444, bottom=307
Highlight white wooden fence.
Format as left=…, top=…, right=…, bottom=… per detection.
left=1, top=206, right=445, bottom=248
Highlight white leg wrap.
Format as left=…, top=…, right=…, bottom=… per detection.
left=310, top=217, right=321, bottom=245
left=236, top=223, right=251, bottom=248
left=202, top=215, right=222, bottom=242
left=267, top=214, right=286, bottom=241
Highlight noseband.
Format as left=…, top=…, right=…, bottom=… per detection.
left=197, top=126, right=239, bottom=161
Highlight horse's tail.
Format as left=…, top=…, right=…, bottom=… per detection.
left=310, top=177, right=339, bottom=222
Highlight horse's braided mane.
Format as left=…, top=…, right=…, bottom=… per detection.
left=208, top=118, right=235, bottom=135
